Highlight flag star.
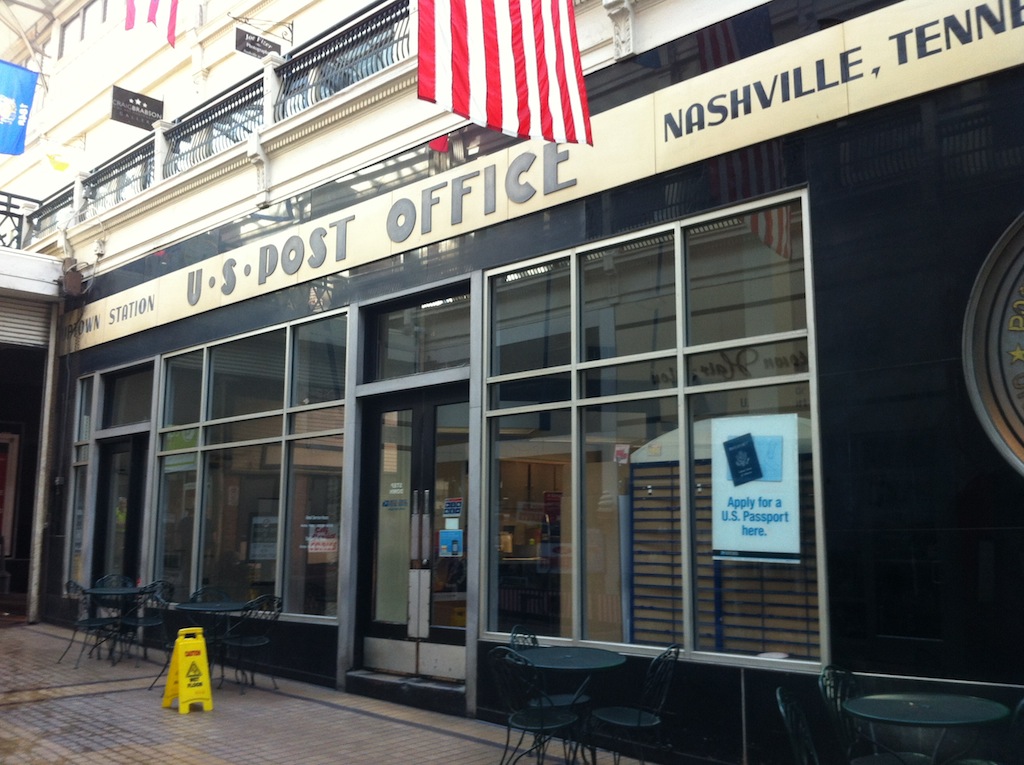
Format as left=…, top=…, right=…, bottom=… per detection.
left=1009, top=345, right=1024, bottom=363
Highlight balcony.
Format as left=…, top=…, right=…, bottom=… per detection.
left=27, top=0, right=411, bottom=244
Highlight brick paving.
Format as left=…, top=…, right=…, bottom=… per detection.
left=0, top=622, right=522, bottom=765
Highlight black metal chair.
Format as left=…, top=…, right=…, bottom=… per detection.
left=57, top=580, right=119, bottom=668
left=950, top=696, right=1024, bottom=765
left=587, top=644, right=679, bottom=765
left=488, top=646, right=581, bottom=765
left=510, top=624, right=540, bottom=651
left=220, top=594, right=282, bottom=692
left=778, top=686, right=824, bottom=765
left=818, top=666, right=931, bottom=765
left=119, top=580, right=174, bottom=680
left=89, top=574, right=137, bottom=663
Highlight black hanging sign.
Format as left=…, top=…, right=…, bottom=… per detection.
left=111, top=86, right=164, bottom=130
left=235, top=27, right=282, bottom=59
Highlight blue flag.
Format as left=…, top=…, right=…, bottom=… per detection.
left=0, top=61, right=38, bottom=156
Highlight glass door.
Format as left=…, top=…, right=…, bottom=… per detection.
left=359, top=384, right=469, bottom=675
left=93, top=435, right=147, bottom=582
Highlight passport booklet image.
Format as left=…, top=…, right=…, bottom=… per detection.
left=723, top=432, right=763, bottom=486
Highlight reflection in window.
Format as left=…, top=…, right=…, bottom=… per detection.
left=689, top=383, right=819, bottom=659
left=581, top=234, right=677, bottom=361
left=155, top=453, right=196, bottom=598
left=491, top=259, right=571, bottom=375
left=285, top=435, right=343, bottom=615
left=372, top=292, right=470, bottom=380
left=164, top=351, right=203, bottom=426
left=103, top=366, right=153, bottom=427
left=686, top=202, right=804, bottom=345
left=582, top=398, right=681, bottom=644
left=156, top=318, right=345, bottom=614
left=209, top=331, right=286, bottom=419
left=201, top=444, right=281, bottom=599
left=490, top=409, right=572, bottom=636
left=485, top=197, right=816, bottom=658
left=293, top=315, right=347, bottom=405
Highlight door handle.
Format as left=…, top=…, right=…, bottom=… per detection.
left=420, top=490, right=431, bottom=566
left=410, top=490, right=422, bottom=563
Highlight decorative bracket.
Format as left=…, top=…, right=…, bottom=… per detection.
left=603, top=0, right=635, bottom=60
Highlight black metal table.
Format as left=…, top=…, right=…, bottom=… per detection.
left=844, top=693, right=1010, bottom=765
left=175, top=601, right=247, bottom=678
left=516, top=646, right=626, bottom=673
left=84, top=585, right=143, bottom=663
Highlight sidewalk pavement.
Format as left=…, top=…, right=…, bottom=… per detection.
left=0, top=621, right=526, bottom=764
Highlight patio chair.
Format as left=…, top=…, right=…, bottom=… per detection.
left=118, top=580, right=174, bottom=678
left=220, top=594, right=282, bottom=692
left=57, top=580, right=119, bottom=668
left=818, top=666, right=930, bottom=765
left=778, top=686, right=824, bottom=765
left=587, top=643, right=679, bottom=765
left=510, top=624, right=540, bottom=651
left=951, top=695, right=1024, bottom=765
left=488, top=646, right=581, bottom=765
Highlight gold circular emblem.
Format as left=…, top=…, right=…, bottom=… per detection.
left=964, top=212, right=1024, bottom=474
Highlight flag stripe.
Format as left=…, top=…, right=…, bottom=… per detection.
left=481, top=0, right=502, bottom=131
left=417, top=0, right=591, bottom=145
left=167, top=0, right=178, bottom=46
left=418, top=0, right=437, bottom=102
left=451, top=0, right=470, bottom=117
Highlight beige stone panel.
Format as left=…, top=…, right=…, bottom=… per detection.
left=844, top=0, right=1024, bottom=114
left=654, top=25, right=849, bottom=174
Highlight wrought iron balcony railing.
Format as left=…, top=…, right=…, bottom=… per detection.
left=27, top=0, right=411, bottom=244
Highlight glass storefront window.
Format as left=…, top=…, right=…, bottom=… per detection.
left=582, top=398, right=681, bottom=645
left=688, top=383, right=818, bottom=659
left=486, top=198, right=818, bottom=660
left=491, top=258, right=571, bottom=375
left=154, top=315, right=345, bottom=614
left=581, top=234, right=677, bottom=361
left=372, top=292, right=470, bottom=380
left=686, top=202, right=804, bottom=345
left=103, top=365, right=153, bottom=427
left=200, top=444, right=281, bottom=598
left=77, top=377, right=93, bottom=440
left=490, top=409, right=573, bottom=636
left=69, top=465, right=88, bottom=585
left=209, top=331, right=286, bottom=419
left=164, top=350, right=203, bottom=426
left=155, top=452, right=197, bottom=598
left=292, top=315, right=347, bottom=405
left=285, top=435, right=343, bottom=615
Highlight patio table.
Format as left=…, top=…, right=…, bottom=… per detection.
left=844, top=692, right=1010, bottom=765
left=84, top=584, right=143, bottom=663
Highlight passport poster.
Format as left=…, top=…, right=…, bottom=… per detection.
left=711, top=414, right=800, bottom=562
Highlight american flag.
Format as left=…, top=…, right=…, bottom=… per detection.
left=418, top=0, right=592, bottom=145
left=126, top=0, right=179, bottom=48
left=697, top=8, right=791, bottom=258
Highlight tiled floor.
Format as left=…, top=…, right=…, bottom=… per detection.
left=0, top=622, right=553, bottom=764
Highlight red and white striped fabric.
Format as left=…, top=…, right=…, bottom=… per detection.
left=125, top=0, right=179, bottom=48
left=418, top=0, right=592, bottom=145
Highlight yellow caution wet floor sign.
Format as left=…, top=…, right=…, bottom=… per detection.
left=162, top=626, right=213, bottom=713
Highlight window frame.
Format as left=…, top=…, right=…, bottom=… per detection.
left=482, top=190, right=825, bottom=666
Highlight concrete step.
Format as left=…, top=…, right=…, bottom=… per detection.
left=346, top=669, right=466, bottom=717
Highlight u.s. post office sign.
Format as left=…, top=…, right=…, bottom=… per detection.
left=62, top=0, right=1024, bottom=353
